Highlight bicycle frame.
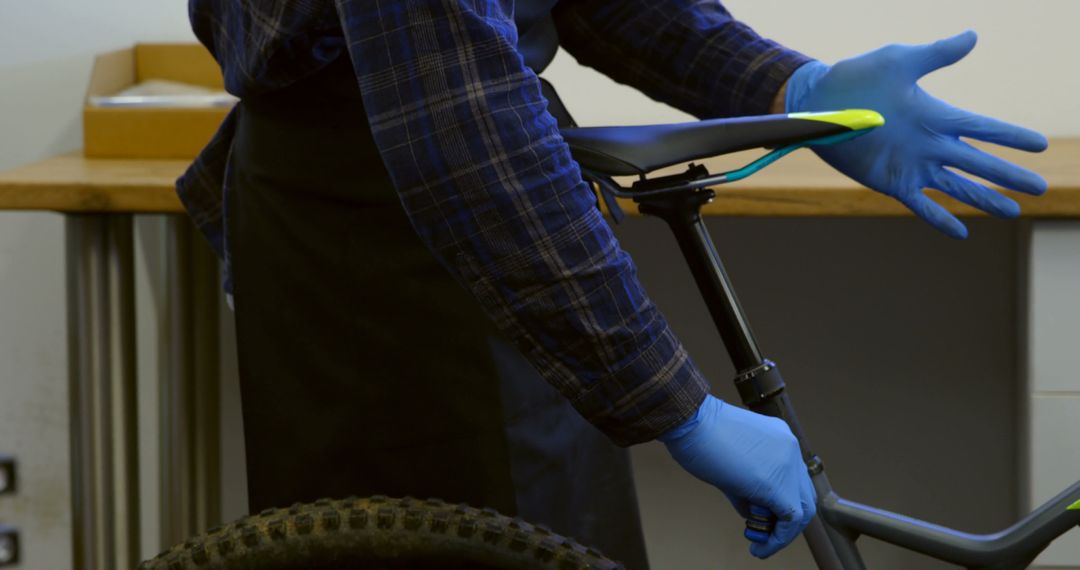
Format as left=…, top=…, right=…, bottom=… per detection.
left=583, top=158, right=1080, bottom=570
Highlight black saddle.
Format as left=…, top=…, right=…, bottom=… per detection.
left=539, top=78, right=881, bottom=178
left=560, top=112, right=877, bottom=176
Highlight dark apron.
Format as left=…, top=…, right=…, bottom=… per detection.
left=226, top=55, right=650, bottom=568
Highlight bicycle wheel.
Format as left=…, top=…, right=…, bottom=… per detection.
left=140, top=496, right=626, bottom=569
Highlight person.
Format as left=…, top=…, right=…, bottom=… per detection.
left=178, top=0, right=1048, bottom=566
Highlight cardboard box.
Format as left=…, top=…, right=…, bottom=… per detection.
left=84, top=44, right=229, bottom=159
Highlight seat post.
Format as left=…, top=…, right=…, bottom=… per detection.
left=636, top=189, right=764, bottom=371
left=635, top=188, right=866, bottom=570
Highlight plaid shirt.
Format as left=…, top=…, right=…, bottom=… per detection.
left=181, top=0, right=810, bottom=445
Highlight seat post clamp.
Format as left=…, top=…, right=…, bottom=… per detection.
left=733, top=359, right=786, bottom=408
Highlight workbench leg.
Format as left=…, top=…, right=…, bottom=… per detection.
left=65, top=214, right=140, bottom=570
left=160, top=215, right=221, bottom=548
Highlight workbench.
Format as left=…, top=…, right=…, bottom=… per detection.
left=2, top=140, right=1077, bottom=567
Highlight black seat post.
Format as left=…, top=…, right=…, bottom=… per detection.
left=636, top=187, right=818, bottom=445
left=636, top=189, right=764, bottom=371
left=636, top=187, right=866, bottom=570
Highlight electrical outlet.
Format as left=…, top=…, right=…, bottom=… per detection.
left=0, top=456, right=14, bottom=495
left=0, top=526, right=17, bottom=566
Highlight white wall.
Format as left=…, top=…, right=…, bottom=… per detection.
left=1028, top=223, right=1080, bottom=567
left=0, top=2, right=193, bottom=567
left=548, top=0, right=1080, bottom=136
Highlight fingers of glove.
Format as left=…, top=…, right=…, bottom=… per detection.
left=746, top=474, right=816, bottom=558
left=725, top=492, right=752, bottom=519
left=932, top=103, right=1049, bottom=152
left=901, top=192, right=968, bottom=239
left=749, top=505, right=805, bottom=559
left=930, top=170, right=1021, bottom=219
left=749, top=453, right=812, bottom=558
left=946, top=142, right=1048, bottom=196
left=800, top=469, right=818, bottom=522
left=909, top=30, right=978, bottom=78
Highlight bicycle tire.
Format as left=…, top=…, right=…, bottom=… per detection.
left=140, top=496, right=626, bottom=570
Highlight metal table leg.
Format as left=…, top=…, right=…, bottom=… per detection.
left=66, top=214, right=140, bottom=570
left=160, top=215, right=221, bottom=548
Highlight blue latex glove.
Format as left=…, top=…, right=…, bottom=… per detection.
left=659, top=395, right=816, bottom=559
left=785, top=31, right=1048, bottom=239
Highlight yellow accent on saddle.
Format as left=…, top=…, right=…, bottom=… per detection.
left=790, top=109, right=885, bottom=131
left=1069, top=499, right=1080, bottom=511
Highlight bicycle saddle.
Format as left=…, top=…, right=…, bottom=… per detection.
left=560, top=110, right=883, bottom=176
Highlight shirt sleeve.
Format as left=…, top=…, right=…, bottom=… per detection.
left=334, top=0, right=708, bottom=446
left=552, top=0, right=814, bottom=118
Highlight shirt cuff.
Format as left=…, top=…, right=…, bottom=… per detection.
left=572, top=325, right=710, bottom=446
left=730, top=46, right=816, bottom=118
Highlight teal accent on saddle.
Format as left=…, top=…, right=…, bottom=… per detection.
left=722, top=129, right=872, bottom=184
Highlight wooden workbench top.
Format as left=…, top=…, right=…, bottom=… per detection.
left=1, top=140, right=1078, bottom=216
left=0, top=154, right=189, bottom=213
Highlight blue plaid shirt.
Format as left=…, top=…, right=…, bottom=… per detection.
left=180, top=0, right=810, bottom=445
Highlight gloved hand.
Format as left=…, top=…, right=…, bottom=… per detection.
left=784, top=31, right=1048, bottom=239
left=659, top=395, right=815, bottom=559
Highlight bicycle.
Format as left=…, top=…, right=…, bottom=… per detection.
left=557, top=103, right=1080, bottom=569
left=144, top=99, right=1079, bottom=569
